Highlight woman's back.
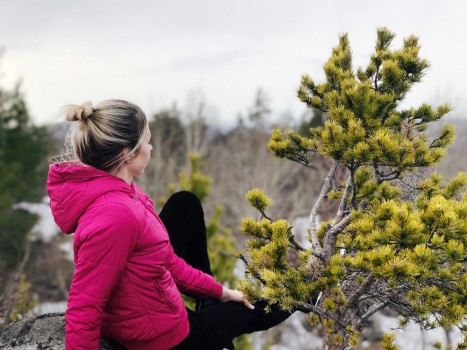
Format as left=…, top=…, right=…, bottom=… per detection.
left=47, top=162, right=222, bottom=349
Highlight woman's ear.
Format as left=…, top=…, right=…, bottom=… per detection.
left=120, top=148, right=133, bottom=163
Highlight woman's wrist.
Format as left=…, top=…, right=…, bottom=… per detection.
left=220, top=286, right=231, bottom=302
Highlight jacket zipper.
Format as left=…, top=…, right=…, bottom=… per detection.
left=155, top=283, right=176, bottom=312
left=132, top=188, right=140, bottom=202
left=130, top=183, right=139, bottom=201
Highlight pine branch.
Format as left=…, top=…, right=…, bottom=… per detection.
left=425, top=224, right=438, bottom=247
left=327, top=214, right=352, bottom=237
left=373, top=61, right=382, bottom=92
left=259, top=208, right=273, bottom=222
left=274, top=149, right=315, bottom=168
left=310, top=250, right=325, bottom=260
left=239, top=254, right=267, bottom=285
left=363, top=284, right=409, bottom=301
left=359, top=290, right=416, bottom=325
left=346, top=275, right=376, bottom=308
left=295, top=301, right=325, bottom=314
left=308, top=159, right=339, bottom=255
left=296, top=301, right=348, bottom=329
left=378, top=170, right=401, bottom=182
left=310, top=86, right=325, bottom=100
left=349, top=172, right=359, bottom=209
left=288, top=234, right=305, bottom=251
left=396, top=176, right=421, bottom=191
left=360, top=300, right=390, bottom=324
left=373, top=162, right=382, bottom=183
left=332, top=170, right=353, bottom=226
left=425, top=277, right=460, bottom=294
left=321, top=213, right=352, bottom=260
left=429, top=132, right=448, bottom=149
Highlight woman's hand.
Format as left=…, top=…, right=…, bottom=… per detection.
left=220, top=287, right=255, bottom=310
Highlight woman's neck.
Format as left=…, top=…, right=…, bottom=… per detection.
left=113, top=167, right=133, bottom=185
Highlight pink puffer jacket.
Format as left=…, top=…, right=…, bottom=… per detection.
left=46, top=163, right=223, bottom=350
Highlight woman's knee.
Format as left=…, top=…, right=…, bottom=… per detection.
left=159, top=191, right=207, bottom=253
left=164, top=191, right=203, bottom=212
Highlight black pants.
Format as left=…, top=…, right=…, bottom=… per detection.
left=159, top=191, right=291, bottom=350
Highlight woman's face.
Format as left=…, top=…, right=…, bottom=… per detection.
left=128, top=128, right=153, bottom=177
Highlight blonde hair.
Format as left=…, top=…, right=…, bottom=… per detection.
left=59, top=99, right=148, bottom=172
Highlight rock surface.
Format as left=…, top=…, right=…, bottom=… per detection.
left=0, top=313, right=117, bottom=350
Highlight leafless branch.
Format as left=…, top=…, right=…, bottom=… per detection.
left=332, top=171, right=352, bottom=226
left=288, top=234, right=305, bottom=251
left=360, top=301, right=389, bottom=324
left=346, top=275, right=376, bottom=308
left=295, top=301, right=348, bottom=329
left=308, top=159, right=339, bottom=254
left=327, top=214, right=352, bottom=237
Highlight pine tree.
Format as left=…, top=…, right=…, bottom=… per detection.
left=0, top=77, right=49, bottom=326
left=8, top=274, right=38, bottom=323
left=238, top=28, right=467, bottom=349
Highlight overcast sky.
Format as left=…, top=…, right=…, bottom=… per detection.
left=1, top=0, right=466, bottom=128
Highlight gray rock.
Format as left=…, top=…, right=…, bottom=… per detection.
left=0, top=313, right=119, bottom=350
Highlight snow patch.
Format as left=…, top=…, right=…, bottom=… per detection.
left=371, top=312, right=463, bottom=349
left=292, top=215, right=320, bottom=249
left=13, top=197, right=59, bottom=242
left=32, top=301, right=67, bottom=315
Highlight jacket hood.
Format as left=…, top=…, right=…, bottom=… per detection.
left=46, top=162, right=133, bottom=234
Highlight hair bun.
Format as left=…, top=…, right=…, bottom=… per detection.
left=81, top=101, right=94, bottom=118
left=63, top=101, right=94, bottom=122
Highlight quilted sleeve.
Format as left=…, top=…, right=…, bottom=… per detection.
left=165, top=242, right=223, bottom=301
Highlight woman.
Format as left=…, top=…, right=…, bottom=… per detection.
left=47, top=100, right=291, bottom=350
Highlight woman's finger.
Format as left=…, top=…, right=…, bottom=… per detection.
left=242, top=295, right=255, bottom=310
